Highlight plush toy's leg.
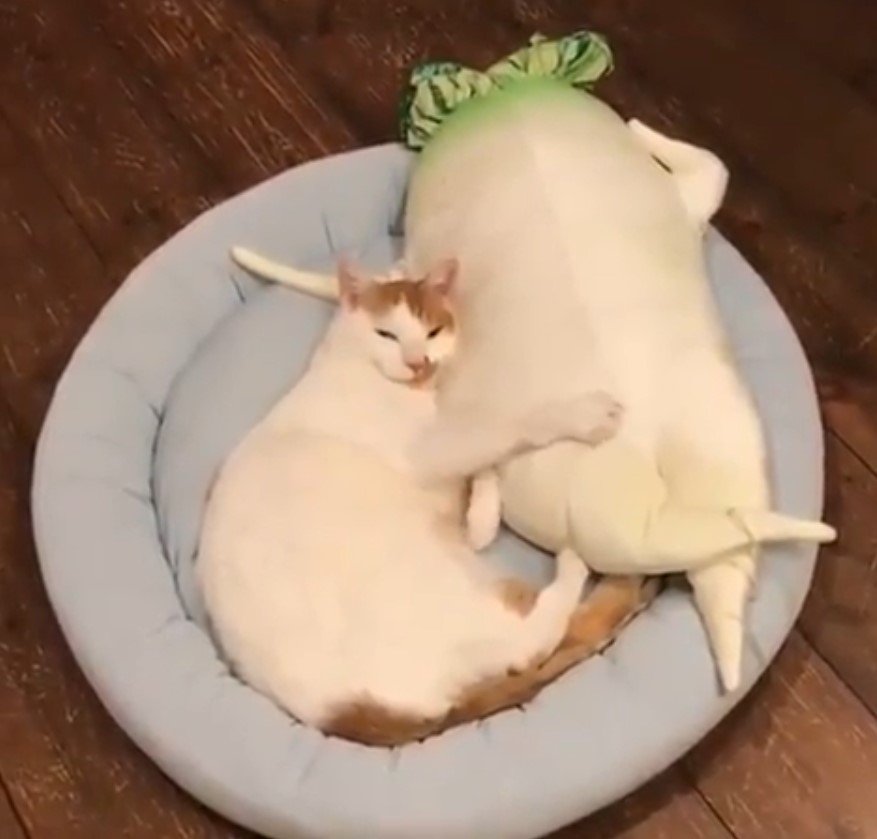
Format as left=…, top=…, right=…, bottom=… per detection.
left=627, top=119, right=728, bottom=229
left=467, top=470, right=502, bottom=550
left=230, top=247, right=340, bottom=300
left=565, top=442, right=771, bottom=574
left=568, top=358, right=834, bottom=577
left=566, top=445, right=826, bottom=577
left=569, top=356, right=836, bottom=690
left=565, top=449, right=771, bottom=692
left=662, top=356, right=832, bottom=691
left=415, top=391, right=622, bottom=480
left=688, top=554, right=754, bottom=692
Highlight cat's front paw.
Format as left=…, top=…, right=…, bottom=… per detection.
left=531, top=391, right=623, bottom=448
left=572, top=391, right=624, bottom=446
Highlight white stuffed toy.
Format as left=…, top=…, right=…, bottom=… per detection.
left=231, top=33, right=835, bottom=691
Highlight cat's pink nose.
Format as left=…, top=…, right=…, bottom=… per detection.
left=406, top=357, right=428, bottom=372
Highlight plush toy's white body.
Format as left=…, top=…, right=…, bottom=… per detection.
left=231, top=83, right=835, bottom=691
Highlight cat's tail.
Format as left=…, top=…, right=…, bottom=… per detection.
left=447, top=574, right=660, bottom=726
left=323, top=574, right=658, bottom=747
left=503, top=548, right=590, bottom=672
left=230, top=246, right=339, bottom=301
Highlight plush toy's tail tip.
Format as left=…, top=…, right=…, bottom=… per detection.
left=809, top=522, right=837, bottom=543
left=228, top=246, right=340, bottom=302
left=738, top=510, right=837, bottom=545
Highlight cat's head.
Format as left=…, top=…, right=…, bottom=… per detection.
left=338, top=258, right=458, bottom=385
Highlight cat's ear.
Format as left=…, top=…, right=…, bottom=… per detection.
left=425, top=257, right=459, bottom=297
left=337, top=257, right=367, bottom=308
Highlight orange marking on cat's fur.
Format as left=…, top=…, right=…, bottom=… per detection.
left=497, top=578, right=538, bottom=616
left=360, top=279, right=455, bottom=332
left=322, top=702, right=441, bottom=748
left=323, top=575, right=660, bottom=747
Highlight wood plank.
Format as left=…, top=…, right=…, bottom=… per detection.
left=0, top=603, right=117, bottom=839
left=246, top=0, right=332, bottom=38
left=819, top=372, right=877, bottom=472
left=517, top=0, right=877, bottom=277
left=0, top=2, right=257, bottom=833
left=0, top=0, right=353, bottom=432
left=85, top=0, right=356, bottom=189
left=799, top=433, right=877, bottom=715
left=0, top=0, right=224, bottom=274
left=685, top=632, right=877, bottom=839
left=271, top=5, right=522, bottom=144
left=728, top=0, right=877, bottom=104
left=0, top=769, right=26, bottom=839
left=552, top=770, right=732, bottom=839
left=0, top=114, right=112, bottom=432
left=0, top=0, right=345, bottom=435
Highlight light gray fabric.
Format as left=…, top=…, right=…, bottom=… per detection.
left=32, top=143, right=826, bottom=839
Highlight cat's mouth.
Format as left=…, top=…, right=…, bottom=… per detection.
left=405, top=361, right=438, bottom=388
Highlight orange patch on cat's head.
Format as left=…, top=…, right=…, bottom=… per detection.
left=360, top=280, right=455, bottom=331
left=338, top=258, right=458, bottom=333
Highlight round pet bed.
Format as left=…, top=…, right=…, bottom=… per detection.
left=32, top=144, right=826, bottom=839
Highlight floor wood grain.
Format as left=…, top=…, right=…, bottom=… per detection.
left=687, top=634, right=877, bottom=839
left=0, top=782, right=26, bottom=839
left=0, top=1, right=874, bottom=836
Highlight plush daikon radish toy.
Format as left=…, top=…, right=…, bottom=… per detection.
left=231, top=32, right=835, bottom=692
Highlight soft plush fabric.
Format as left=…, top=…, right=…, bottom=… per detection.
left=402, top=42, right=833, bottom=693
left=33, top=143, right=825, bottom=839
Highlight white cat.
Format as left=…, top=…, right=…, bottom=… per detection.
left=198, top=259, right=633, bottom=746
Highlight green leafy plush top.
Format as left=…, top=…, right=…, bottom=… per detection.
left=400, top=31, right=613, bottom=150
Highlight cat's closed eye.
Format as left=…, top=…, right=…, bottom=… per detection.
left=375, top=328, right=398, bottom=341
left=427, top=326, right=444, bottom=339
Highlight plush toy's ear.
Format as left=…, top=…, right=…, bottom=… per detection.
left=337, top=258, right=367, bottom=308
left=425, top=257, right=459, bottom=296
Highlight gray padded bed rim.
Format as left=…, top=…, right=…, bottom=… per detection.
left=32, top=144, right=824, bottom=839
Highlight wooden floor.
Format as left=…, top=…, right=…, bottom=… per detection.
left=1, top=0, right=877, bottom=836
